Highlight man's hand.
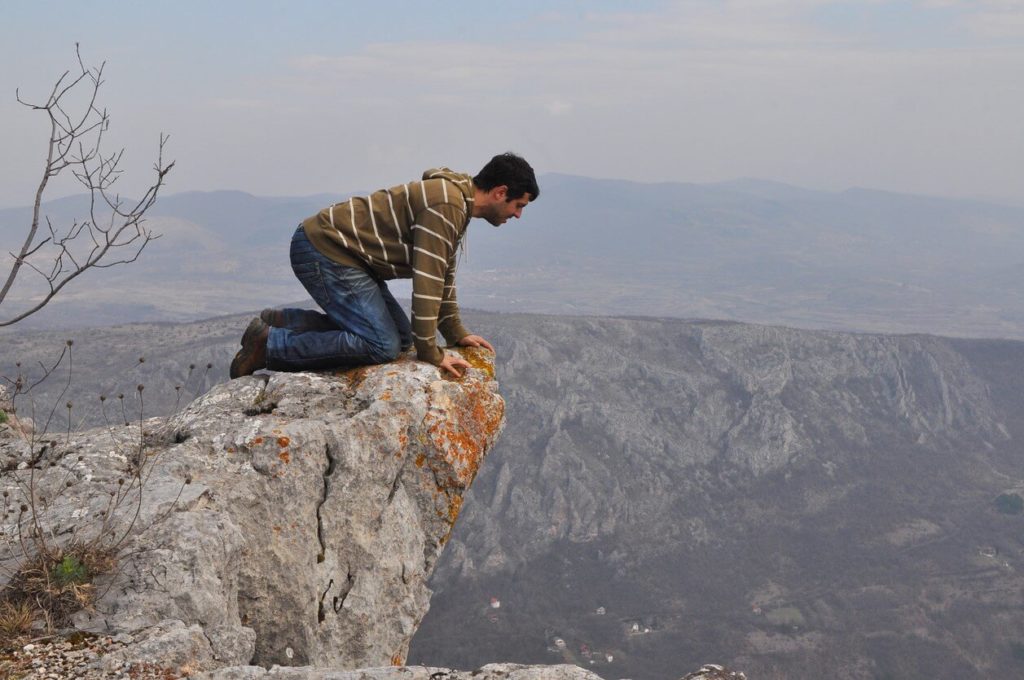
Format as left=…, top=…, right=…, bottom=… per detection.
left=439, top=352, right=472, bottom=378
left=457, top=334, right=495, bottom=352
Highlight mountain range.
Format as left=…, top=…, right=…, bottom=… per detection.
left=2, top=176, right=1023, bottom=339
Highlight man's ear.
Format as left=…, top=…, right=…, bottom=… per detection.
left=493, top=185, right=509, bottom=201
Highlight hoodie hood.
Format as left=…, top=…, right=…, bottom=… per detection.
left=422, top=167, right=476, bottom=214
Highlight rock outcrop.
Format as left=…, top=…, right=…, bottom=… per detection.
left=203, top=662, right=603, bottom=680
left=1, top=348, right=504, bottom=675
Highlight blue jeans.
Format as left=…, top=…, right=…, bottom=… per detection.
left=265, top=226, right=412, bottom=371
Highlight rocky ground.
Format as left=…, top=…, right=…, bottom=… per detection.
left=1, top=633, right=177, bottom=679
left=0, top=634, right=618, bottom=680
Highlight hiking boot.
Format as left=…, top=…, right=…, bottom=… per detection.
left=230, top=317, right=270, bottom=378
left=260, top=307, right=286, bottom=327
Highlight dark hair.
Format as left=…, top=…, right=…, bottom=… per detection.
left=473, top=152, right=539, bottom=201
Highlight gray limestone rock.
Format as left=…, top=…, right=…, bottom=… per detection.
left=201, top=662, right=603, bottom=680
left=1, top=348, right=504, bottom=676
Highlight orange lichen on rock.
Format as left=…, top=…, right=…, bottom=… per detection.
left=451, top=346, right=496, bottom=379
left=253, top=436, right=264, bottom=446
left=279, top=451, right=290, bottom=464
left=425, top=379, right=504, bottom=489
left=277, top=436, right=290, bottom=448
left=391, top=653, right=404, bottom=666
left=447, top=494, right=463, bottom=525
left=340, top=365, right=372, bottom=390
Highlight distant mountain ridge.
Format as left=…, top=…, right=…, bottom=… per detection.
left=2, top=175, right=1023, bottom=340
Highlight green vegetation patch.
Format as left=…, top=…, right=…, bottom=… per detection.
left=765, top=606, right=805, bottom=627
left=0, top=410, right=7, bottom=424
left=51, top=555, right=89, bottom=587
left=995, top=493, right=1023, bottom=515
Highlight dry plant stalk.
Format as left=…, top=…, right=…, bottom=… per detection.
left=0, top=43, right=174, bottom=327
left=1, top=346, right=198, bottom=638
left=0, top=597, right=34, bottom=640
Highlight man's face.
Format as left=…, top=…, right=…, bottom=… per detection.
left=484, top=187, right=532, bottom=226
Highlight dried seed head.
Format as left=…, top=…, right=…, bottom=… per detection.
left=66, top=339, right=74, bottom=347
left=138, top=357, right=145, bottom=364
left=206, top=363, right=212, bottom=369
left=184, top=474, right=193, bottom=485
left=66, top=480, right=73, bottom=487
left=137, top=384, right=144, bottom=392
left=118, top=478, right=124, bottom=486
left=66, top=401, right=73, bottom=410
left=20, top=504, right=27, bottom=512
left=118, top=394, right=125, bottom=400
left=99, top=395, right=106, bottom=402
left=189, top=363, right=196, bottom=370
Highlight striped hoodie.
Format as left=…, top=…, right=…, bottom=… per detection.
left=301, top=168, right=475, bottom=365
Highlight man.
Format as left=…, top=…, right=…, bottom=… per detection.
left=230, top=152, right=538, bottom=379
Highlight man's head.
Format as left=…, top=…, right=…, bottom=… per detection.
left=472, top=152, right=539, bottom=226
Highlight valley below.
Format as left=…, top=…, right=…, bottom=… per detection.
left=3, top=311, right=1024, bottom=679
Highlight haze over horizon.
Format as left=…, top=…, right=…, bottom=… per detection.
left=3, top=0, right=1024, bottom=209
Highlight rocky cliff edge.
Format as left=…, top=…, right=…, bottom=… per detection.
left=2, top=347, right=506, bottom=675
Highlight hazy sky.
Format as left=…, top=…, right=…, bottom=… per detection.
left=2, top=0, right=1023, bottom=207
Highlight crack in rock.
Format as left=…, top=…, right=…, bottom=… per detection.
left=386, top=470, right=402, bottom=505
left=317, top=578, right=333, bottom=624
left=332, top=570, right=355, bottom=614
left=315, top=441, right=336, bottom=564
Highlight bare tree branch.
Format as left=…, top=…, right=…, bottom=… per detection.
left=0, top=43, right=174, bottom=327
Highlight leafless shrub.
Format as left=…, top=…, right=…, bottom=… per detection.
left=0, top=43, right=174, bottom=327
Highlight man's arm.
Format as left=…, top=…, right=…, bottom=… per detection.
left=410, top=202, right=463, bottom=365
left=436, top=229, right=495, bottom=354
left=437, top=250, right=469, bottom=345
